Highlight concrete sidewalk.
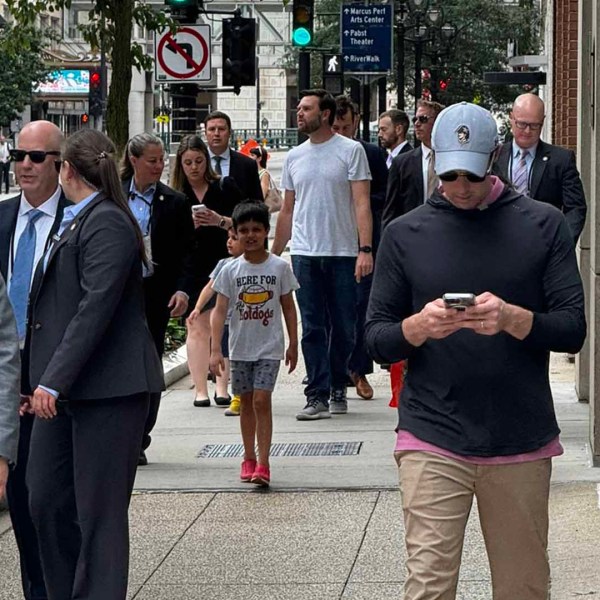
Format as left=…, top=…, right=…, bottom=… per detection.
left=1, top=355, right=599, bottom=599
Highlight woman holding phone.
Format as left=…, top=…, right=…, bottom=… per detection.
left=171, top=134, right=243, bottom=407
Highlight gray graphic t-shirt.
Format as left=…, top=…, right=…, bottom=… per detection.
left=212, top=253, right=299, bottom=361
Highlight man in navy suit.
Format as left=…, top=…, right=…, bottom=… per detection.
left=204, top=111, right=264, bottom=202
left=333, top=96, right=388, bottom=399
left=378, top=109, right=412, bottom=168
left=493, top=93, right=587, bottom=244
left=0, top=120, right=70, bottom=600
left=383, top=100, right=444, bottom=229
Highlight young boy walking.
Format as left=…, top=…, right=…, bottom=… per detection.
left=210, top=202, right=299, bottom=486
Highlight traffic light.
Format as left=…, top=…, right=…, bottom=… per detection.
left=292, top=0, right=314, bottom=47
left=439, top=79, right=448, bottom=92
left=222, top=17, right=257, bottom=94
left=88, top=67, right=103, bottom=118
left=81, top=113, right=89, bottom=125
left=165, top=0, right=201, bottom=22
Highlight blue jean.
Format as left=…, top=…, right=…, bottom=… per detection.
left=291, top=255, right=357, bottom=400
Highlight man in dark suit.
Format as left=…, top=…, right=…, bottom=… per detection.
left=333, top=96, right=387, bottom=399
left=383, top=100, right=444, bottom=229
left=204, top=111, right=264, bottom=201
left=493, top=93, right=587, bottom=244
left=378, top=109, right=412, bottom=168
left=120, top=133, right=196, bottom=465
left=0, top=120, right=69, bottom=600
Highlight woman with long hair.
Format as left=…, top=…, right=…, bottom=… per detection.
left=26, top=129, right=164, bottom=600
left=172, top=134, right=243, bottom=408
left=120, top=132, right=195, bottom=465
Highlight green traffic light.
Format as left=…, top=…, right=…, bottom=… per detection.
left=293, top=27, right=312, bottom=46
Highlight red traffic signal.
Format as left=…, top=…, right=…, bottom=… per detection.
left=439, top=79, right=449, bottom=91
left=90, top=71, right=101, bottom=88
left=81, top=113, right=89, bottom=124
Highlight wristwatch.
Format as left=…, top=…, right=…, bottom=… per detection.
left=359, top=245, right=372, bottom=253
left=218, top=217, right=227, bottom=229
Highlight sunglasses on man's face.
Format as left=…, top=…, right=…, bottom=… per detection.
left=412, top=115, right=432, bottom=124
left=438, top=171, right=487, bottom=183
left=9, top=149, right=61, bottom=163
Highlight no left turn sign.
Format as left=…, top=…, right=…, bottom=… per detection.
left=155, top=25, right=212, bottom=82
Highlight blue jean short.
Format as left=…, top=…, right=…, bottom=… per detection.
left=230, top=359, right=280, bottom=394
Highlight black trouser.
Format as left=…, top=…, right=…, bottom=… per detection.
left=26, top=394, right=149, bottom=600
left=2, top=161, right=10, bottom=194
left=348, top=271, right=374, bottom=376
left=6, top=412, right=48, bottom=600
left=142, top=288, right=170, bottom=450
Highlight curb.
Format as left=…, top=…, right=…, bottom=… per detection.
left=163, top=345, right=190, bottom=387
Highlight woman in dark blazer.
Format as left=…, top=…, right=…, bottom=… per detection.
left=120, top=133, right=195, bottom=464
left=171, top=134, right=243, bottom=407
left=26, top=129, right=164, bottom=600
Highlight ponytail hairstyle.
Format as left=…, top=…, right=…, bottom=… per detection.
left=62, top=129, right=146, bottom=263
left=119, top=132, right=164, bottom=182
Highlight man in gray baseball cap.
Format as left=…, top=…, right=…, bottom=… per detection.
left=365, top=102, right=586, bottom=599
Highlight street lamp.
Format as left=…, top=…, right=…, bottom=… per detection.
left=396, top=0, right=454, bottom=109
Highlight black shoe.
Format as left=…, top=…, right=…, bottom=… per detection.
left=302, top=375, right=309, bottom=385
left=138, top=451, right=148, bottom=466
left=214, top=394, right=232, bottom=407
left=193, top=396, right=210, bottom=407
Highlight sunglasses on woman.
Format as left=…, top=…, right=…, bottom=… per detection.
left=9, top=149, right=61, bottom=163
left=438, top=171, right=487, bottom=183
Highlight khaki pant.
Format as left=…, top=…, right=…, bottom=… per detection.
left=395, top=451, right=551, bottom=600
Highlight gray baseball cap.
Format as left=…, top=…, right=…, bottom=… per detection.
left=431, top=102, right=499, bottom=177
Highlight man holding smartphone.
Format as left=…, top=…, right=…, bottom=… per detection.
left=366, top=102, right=586, bottom=600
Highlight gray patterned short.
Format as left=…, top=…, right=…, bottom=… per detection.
left=230, top=359, right=280, bottom=394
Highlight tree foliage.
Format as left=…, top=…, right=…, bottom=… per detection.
left=0, top=24, right=52, bottom=127
left=7, top=0, right=173, bottom=155
left=282, top=0, right=540, bottom=114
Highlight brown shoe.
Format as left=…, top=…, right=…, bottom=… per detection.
left=350, top=372, right=374, bottom=400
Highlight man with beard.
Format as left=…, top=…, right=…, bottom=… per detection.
left=272, top=89, right=372, bottom=419
left=378, top=109, right=412, bottom=169
left=383, top=100, right=444, bottom=228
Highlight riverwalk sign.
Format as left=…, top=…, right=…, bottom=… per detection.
left=341, top=3, right=393, bottom=74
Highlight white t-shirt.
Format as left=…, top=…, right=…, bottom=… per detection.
left=212, top=253, right=299, bottom=361
left=280, top=134, right=371, bottom=257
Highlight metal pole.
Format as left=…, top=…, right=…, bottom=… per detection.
left=397, top=21, right=405, bottom=110
left=362, top=79, right=370, bottom=142
left=378, top=77, right=387, bottom=116
left=415, top=38, right=422, bottom=107
left=255, top=56, right=260, bottom=140
left=299, top=51, right=311, bottom=92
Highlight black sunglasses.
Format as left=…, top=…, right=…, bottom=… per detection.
left=9, top=149, right=61, bottom=163
left=438, top=171, right=487, bottom=183
left=412, top=115, right=431, bottom=124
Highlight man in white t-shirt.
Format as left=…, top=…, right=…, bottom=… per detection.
left=272, top=89, right=372, bottom=419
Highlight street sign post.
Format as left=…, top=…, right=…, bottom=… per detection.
left=154, top=25, right=212, bottom=83
left=341, top=3, right=393, bottom=74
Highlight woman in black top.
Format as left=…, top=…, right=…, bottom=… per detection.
left=171, top=134, right=243, bottom=407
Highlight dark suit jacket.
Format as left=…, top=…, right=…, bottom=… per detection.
left=0, top=192, right=71, bottom=393
left=122, top=179, right=196, bottom=299
left=27, top=194, right=164, bottom=400
left=383, top=146, right=424, bottom=229
left=358, top=140, right=388, bottom=253
left=0, top=192, right=70, bottom=282
left=494, top=140, right=587, bottom=243
left=229, top=150, right=264, bottom=201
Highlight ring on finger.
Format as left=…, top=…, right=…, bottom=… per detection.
left=480, top=320, right=484, bottom=329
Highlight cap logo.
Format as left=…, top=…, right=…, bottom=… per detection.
left=456, top=125, right=470, bottom=145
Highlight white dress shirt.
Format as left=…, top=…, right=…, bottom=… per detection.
left=386, top=140, right=409, bottom=169
left=8, top=188, right=61, bottom=292
left=421, top=144, right=434, bottom=203
left=208, top=147, right=231, bottom=177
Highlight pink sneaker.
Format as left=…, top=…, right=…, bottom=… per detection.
left=240, top=459, right=256, bottom=482
left=251, top=464, right=270, bottom=486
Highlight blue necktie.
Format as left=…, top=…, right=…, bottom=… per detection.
left=9, top=209, right=44, bottom=339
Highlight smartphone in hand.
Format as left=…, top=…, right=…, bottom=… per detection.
left=442, top=293, right=476, bottom=311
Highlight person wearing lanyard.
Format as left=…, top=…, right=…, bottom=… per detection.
left=493, top=93, right=587, bottom=245
left=120, top=132, right=195, bottom=466
left=0, top=120, right=70, bottom=600
left=25, top=129, right=163, bottom=600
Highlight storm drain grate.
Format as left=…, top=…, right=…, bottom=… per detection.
left=197, top=441, right=363, bottom=459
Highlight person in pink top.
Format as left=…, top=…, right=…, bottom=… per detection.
left=365, top=102, right=586, bottom=600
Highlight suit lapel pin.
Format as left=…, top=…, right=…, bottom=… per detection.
left=70, top=221, right=78, bottom=231
left=159, top=195, right=164, bottom=202
left=543, top=156, right=549, bottom=162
